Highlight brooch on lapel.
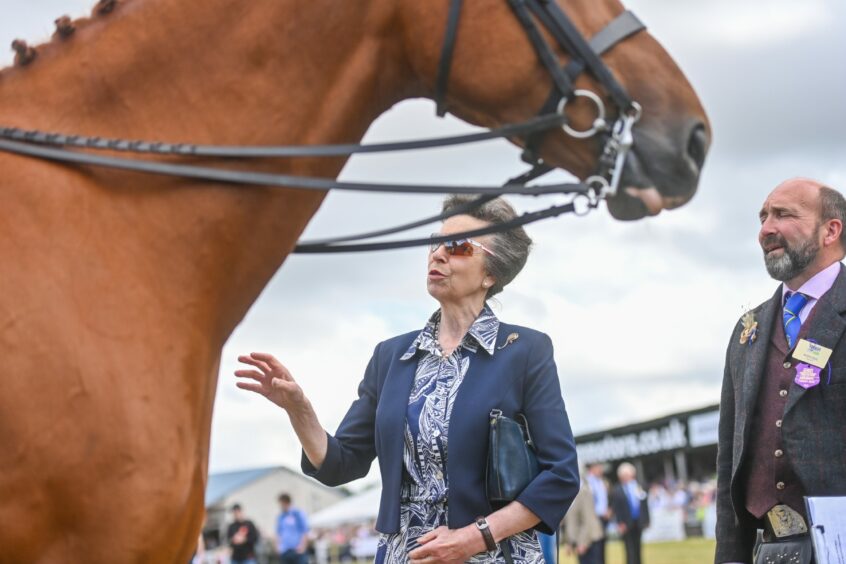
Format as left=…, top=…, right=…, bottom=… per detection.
left=739, top=311, right=758, bottom=345
left=497, top=332, right=519, bottom=350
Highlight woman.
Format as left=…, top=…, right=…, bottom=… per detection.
left=236, top=196, right=579, bottom=563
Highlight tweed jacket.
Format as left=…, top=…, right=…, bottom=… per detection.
left=563, top=477, right=604, bottom=548
left=301, top=322, right=580, bottom=535
left=715, top=264, right=846, bottom=563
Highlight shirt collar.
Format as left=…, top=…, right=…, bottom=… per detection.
left=782, top=261, right=842, bottom=302
left=400, top=303, right=500, bottom=360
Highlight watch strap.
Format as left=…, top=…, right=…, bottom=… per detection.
left=474, top=516, right=497, bottom=552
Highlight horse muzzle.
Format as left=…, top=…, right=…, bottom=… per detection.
left=606, top=119, right=710, bottom=220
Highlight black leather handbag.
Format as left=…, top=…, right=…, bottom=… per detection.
left=486, top=409, right=540, bottom=505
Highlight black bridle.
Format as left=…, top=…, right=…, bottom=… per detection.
left=0, top=0, right=645, bottom=253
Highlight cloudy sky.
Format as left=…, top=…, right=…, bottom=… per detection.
left=3, top=0, right=845, bottom=489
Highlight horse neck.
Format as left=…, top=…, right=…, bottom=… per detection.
left=0, top=0, right=415, bottom=341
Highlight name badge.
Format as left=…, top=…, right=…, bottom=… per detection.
left=792, top=339, right=832, bottom=369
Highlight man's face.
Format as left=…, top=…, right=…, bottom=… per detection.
left=759, top=182, right=823, bottom=282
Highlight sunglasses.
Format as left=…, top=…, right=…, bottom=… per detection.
left=429, top=235, right=496, bottom=257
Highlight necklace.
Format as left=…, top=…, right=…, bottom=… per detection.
left=433, top=318, right=449, bottom=358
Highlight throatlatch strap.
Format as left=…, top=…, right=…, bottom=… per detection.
left=434, top=0, right=464, bottom=117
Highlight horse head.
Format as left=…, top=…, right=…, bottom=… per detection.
left=399, top=0, right=710, bottom=219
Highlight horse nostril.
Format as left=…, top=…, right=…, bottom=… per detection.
left=687, top=124, right=708, bottom=171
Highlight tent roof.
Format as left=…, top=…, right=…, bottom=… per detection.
left=309, top=486, right=381, bottom=528
left=205, top=466, right=279, bottom=506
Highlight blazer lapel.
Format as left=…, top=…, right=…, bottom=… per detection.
left=785, top=264, right=846, bottom=414
left=379, top=349, right=418, bottom=460
left=739, top=288, right=780, bottom=429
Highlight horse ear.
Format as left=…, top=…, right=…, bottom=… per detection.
left=11, top=40, right=37, bottom=66
left=54, top=16, right=76, bottom=39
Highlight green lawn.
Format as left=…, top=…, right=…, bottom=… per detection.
left=559, top=538, right=716, bottom=564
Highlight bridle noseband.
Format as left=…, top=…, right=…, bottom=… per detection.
left=0, top=1, right=646, bottom=253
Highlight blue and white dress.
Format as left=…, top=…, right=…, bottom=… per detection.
left=374, top=305, right=545, bottom=564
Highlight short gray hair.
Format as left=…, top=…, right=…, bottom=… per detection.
left=442, top=195, right=532, bottom=298
left=818, top=185, right=846, bottom=251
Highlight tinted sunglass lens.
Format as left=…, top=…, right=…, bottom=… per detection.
left=452, top=241, right=474, bottom=256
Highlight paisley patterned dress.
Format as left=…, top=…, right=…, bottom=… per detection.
left=374, top=305, right=545, bottom=564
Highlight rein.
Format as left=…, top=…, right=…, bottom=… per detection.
left=0, top=3, right=646, bottom=253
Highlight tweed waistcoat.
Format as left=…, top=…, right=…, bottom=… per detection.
left=742, top=304, right=820, bottom=519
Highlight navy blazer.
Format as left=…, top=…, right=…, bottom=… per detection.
left=302, top=322, right=580, bottom=535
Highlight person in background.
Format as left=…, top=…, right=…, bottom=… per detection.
left=585, top=462, right=610, bottom=564
left=563, top=468, right=604, bottom=564
left=227, top=503, right=260, bottom=564
left=276, top=493, right=309, bottom=564
left=610, top=463, right=650, bottom=564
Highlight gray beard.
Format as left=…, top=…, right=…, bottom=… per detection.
left=763, top=237, right=820, bottom=282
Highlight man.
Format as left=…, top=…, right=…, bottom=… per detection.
left=716, top=178, right=846, bottom=564
left=226, top=503, right=260, bottom=564
left=276, top=493, right=309, bottom=564
left=585, top=462, right=610, bottom=564
left=564, top=467, right=605, bottom=564
left=609, top=462, right=649, bottom=564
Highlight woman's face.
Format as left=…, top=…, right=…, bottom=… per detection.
left=427, top=215, right=496, bottom=308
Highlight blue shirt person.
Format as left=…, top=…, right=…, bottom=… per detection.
left=276, top=493, right=309, bottom=564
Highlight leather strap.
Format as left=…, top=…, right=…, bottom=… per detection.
left=589, top=10, right=645, bottom=57
left=474, top=516, right=497, bottom=552
left=0, top=137, right=586, bottom=197
left=526, top=0, right=636, bottom=111
left=520, top=9, right=646, bottom=166
left=0, top=112, right=567, bottom=158
left=435, top=0, right=464, bottom=116
left=507, top=0, right=575, bottom=98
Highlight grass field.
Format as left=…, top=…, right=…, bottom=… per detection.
left=559, top=538, right=716, bottom=564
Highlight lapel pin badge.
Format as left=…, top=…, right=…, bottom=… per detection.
left=740, top=311, right=758, bottom=345
left=497, top=332, right=519, bottom=350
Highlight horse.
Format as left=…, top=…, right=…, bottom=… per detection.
left=0, top=0, right=709, bottom=561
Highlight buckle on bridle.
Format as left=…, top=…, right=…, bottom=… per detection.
left=596, top=101, right=642, bottom=197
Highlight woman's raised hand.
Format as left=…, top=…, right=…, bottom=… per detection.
left=235, top=352, right=306, bottom=412
left=235, top=352, right=328, bottom=468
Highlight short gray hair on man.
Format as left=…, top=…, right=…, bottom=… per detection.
left=818, top=185, right=846, bottom=251
left=617, top=462, right=637, bottom=479
left=441, top=195, right=532, bottom=299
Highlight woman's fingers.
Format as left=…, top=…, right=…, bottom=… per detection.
left=252, top=352, right=294, bottom=380
left=239, top=352, right=295, bottom=382
left=416, top=528, right=440, bottom=545
left=235, top=381, right=265, bottom=394
left=237, top=354, right=272, bottom=374
left=234, top=369, right=265, bottom=382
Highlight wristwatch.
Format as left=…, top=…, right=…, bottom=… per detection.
left=474, top=516, right=497, bottom=552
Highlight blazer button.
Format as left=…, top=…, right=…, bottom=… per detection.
left=783, top=361, right=792, bottom=369
left=776, top=482, right=785, bottom=490
left=779, top=389, right=788, bottom=398
left=775, top=449, right=784, bottom=457
left=776, top=419, right=783, bottom=428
